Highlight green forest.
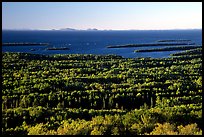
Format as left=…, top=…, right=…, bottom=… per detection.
left=2, top=48, right=202, bottom=135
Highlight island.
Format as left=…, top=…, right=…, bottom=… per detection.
left=2, top=42, right=49, bottom=46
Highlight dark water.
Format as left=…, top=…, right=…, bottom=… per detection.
left=2, top=30, right=202, bottom=58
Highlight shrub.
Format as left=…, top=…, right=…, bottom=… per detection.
left=177, top=123, right=202, bottom=135
left=27, top=123, right=47, bottom=135
left=149, top=123, right=178, bottom=135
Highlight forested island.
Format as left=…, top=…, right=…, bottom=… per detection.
left=2, top=46, right=202, bottom=135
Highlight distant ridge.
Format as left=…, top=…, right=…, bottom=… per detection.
left=59, top=28, right=77, bottom=31
left=58, top=28, right=98, bottom=31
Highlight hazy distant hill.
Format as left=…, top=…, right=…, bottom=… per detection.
left=59, top=28, right=99, bottom=31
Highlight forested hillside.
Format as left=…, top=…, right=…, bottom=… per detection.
left=2, top=48, right=202, bottom=135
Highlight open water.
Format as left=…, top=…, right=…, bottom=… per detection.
left=2, top=29, right=202, bottom=58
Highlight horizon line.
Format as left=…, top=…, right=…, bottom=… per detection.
left=2, top=28, right=202, bottom=31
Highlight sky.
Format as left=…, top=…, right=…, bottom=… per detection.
left=2, top=2, right=202, bottom=30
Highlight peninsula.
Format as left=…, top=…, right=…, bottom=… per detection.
left=134, top=45, right=201, bottom=52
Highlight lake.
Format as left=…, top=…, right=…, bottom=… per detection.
left=2, top=29, right=202, bottom=58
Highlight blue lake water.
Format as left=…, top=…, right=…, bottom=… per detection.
left=2, top=30, right=202, bottom=58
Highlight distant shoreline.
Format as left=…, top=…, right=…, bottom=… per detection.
left=134, top=45, right=201, bottom=52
